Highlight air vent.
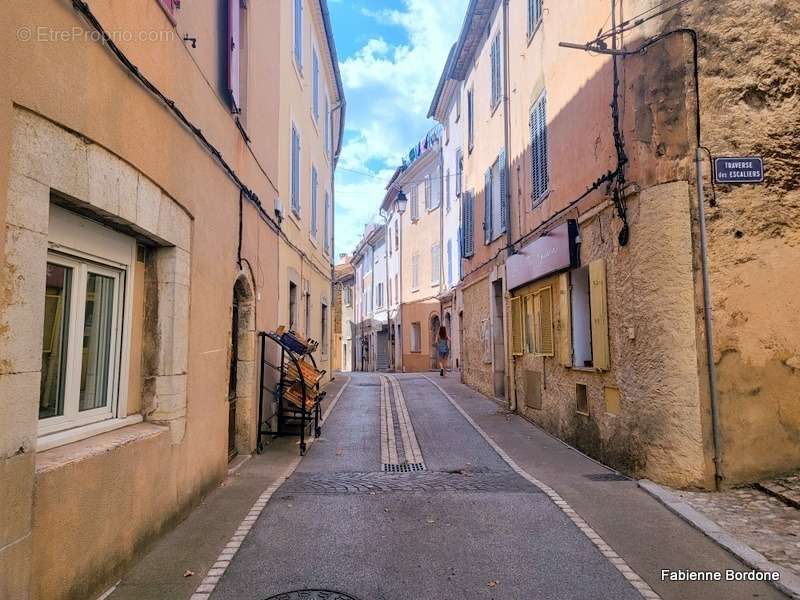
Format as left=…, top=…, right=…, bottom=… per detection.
left=524, top=370, right=542, bottom=410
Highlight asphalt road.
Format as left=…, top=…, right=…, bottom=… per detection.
left=211, top=373, right=786, bottom=600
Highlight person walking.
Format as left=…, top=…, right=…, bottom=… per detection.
left=437, top=325, right=450, bottom=377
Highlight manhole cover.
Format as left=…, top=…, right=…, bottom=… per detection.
left=265, top=592, right=359, bottom=600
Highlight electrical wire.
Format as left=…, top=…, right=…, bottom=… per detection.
left=594, top=0, right=693, bottom=43
left=71, top=0, right=335, bottom=283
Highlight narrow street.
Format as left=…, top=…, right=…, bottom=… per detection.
left=177, top=373, right=785, bottom=600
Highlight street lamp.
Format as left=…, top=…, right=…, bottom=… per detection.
left=396, top=190, right=408, bottom=214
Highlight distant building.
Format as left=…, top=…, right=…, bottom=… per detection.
left=333, top=258, right=355, bottom=372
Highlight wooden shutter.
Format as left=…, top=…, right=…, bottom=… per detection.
left=484, top=169, right=492, bottom=244
left=537, top=287, right=554, bottom=356
left=499, top=150, right=507, bottom=234
left=558, top=272, right=572, bottom=367
left=227, top=0, right=241, bottom=112
left=531, top=93, right=549, bottom=202
left=511, top=296, right=523, bottom=356
left=589, top=259, right=610, bottom=371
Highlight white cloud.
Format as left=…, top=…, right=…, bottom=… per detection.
left=334, top=0, right=468, bottom=256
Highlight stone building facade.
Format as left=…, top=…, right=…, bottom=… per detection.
left=428, top=0, right=800, bottom=489
left=0, top=1, right=342, bottom=599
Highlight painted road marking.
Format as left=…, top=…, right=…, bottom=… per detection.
left=190, top=377, right=351, bottom=600
left=388, top=375, right=424, bottom=466
left=423, top=375, right=661, bottom=600
left=380, top=375, right=399, bottom=465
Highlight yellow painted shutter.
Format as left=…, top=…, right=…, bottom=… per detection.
left=589, top=259, right=610, bottom=371
left=538, top=287, right=554, bottom=356
left=510, top=296, right=523, bottom=356
left=558, top=273, right=572, bottom=367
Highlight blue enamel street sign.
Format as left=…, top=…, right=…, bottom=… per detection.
left=714, top=156, right=764, bottom=184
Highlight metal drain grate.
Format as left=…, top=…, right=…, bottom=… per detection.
left=584, top=473, right=630, bottom=481
left=383, top=462, right=426, bottom=473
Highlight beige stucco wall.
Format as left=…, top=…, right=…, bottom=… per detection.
left=684, top=0, right=800, bottom=484
left=511, top=182, right=710, bottom=488
left=401, top=300, right=441, bottom=373
left=277, top=0, right=341, bottom=383
left=0, top=0, right=282, bottom=597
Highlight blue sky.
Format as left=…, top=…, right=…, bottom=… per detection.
left=329, top=0, right=469, bottom=257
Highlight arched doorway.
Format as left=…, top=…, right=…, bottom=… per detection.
left=228, top=273, right=257, bottom=460
left=430, top=314, right=441, bottom=370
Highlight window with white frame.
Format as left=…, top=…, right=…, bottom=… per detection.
left=376, top=282, right=384, bottom=308
left=530, top=91, right=549, bottom=204
left=455, top=89, right=461, bottom=122
left=39, top=207, right=135, bottom=436
left=294, top=0, right=303, bottom=71
left=411, top=252, right=420, bottom=290
left=343, top=285, right=352, bottom=306
left=312, top=48, right=320, bottom=121
left=311, top=165, right=318, bottom=238
left=528, top=0, right=543, bottom=37
left=411, top=186, right=419, bottom=221
left=394, top=274, right=399, bottom=305
left=291, top=124, right=301, bottom=215
left=431, top=243, right=440, bottom=285
left=490, top=32, right=503, bottom=109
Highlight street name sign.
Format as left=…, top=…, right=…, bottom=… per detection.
left=714, top=156, right=764, bottom=184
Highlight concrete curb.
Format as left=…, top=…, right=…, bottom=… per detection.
left=638, top=479, right=800, bottom=599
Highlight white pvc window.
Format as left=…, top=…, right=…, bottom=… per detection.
left=40, top=207, right=133, bottom=437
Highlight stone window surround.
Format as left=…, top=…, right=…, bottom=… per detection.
left=1, top=107, right=192, bottom=452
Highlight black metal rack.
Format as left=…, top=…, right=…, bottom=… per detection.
left=257, top=330, right=326, bottom=455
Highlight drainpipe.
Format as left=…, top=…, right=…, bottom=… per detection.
left=439, top=144, right=445, bottom=319
left=502, top=0, right=517, bottom=412
left=696, top=147, right=724, bottom=490
left=399, top=200, right=405, bottom=372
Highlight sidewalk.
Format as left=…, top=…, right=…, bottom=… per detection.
left=103, top=375, right=349, bottom=600
left=431, top=372, right=786, bottom=600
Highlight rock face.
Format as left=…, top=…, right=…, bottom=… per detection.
left=684, top=0, right=800, bottom=484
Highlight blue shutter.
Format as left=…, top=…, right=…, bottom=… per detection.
left=291, top=127, right=300, bottom=214
left=531, top=93, right=549, bottom=203
left=499, top=150, right=507, bottom=233
left=311, top=166, right=317, bottom=236
left=294, top=0, right=303, bottom=69
left=462, top=193, right=474, bottom=258
left=447, top=239, right=453, bottom=286
left=484, top=169, right=492, bottom=244
left=324, top=191, right=330, bottom=252
left=312, top=50, right=319, bottom=121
